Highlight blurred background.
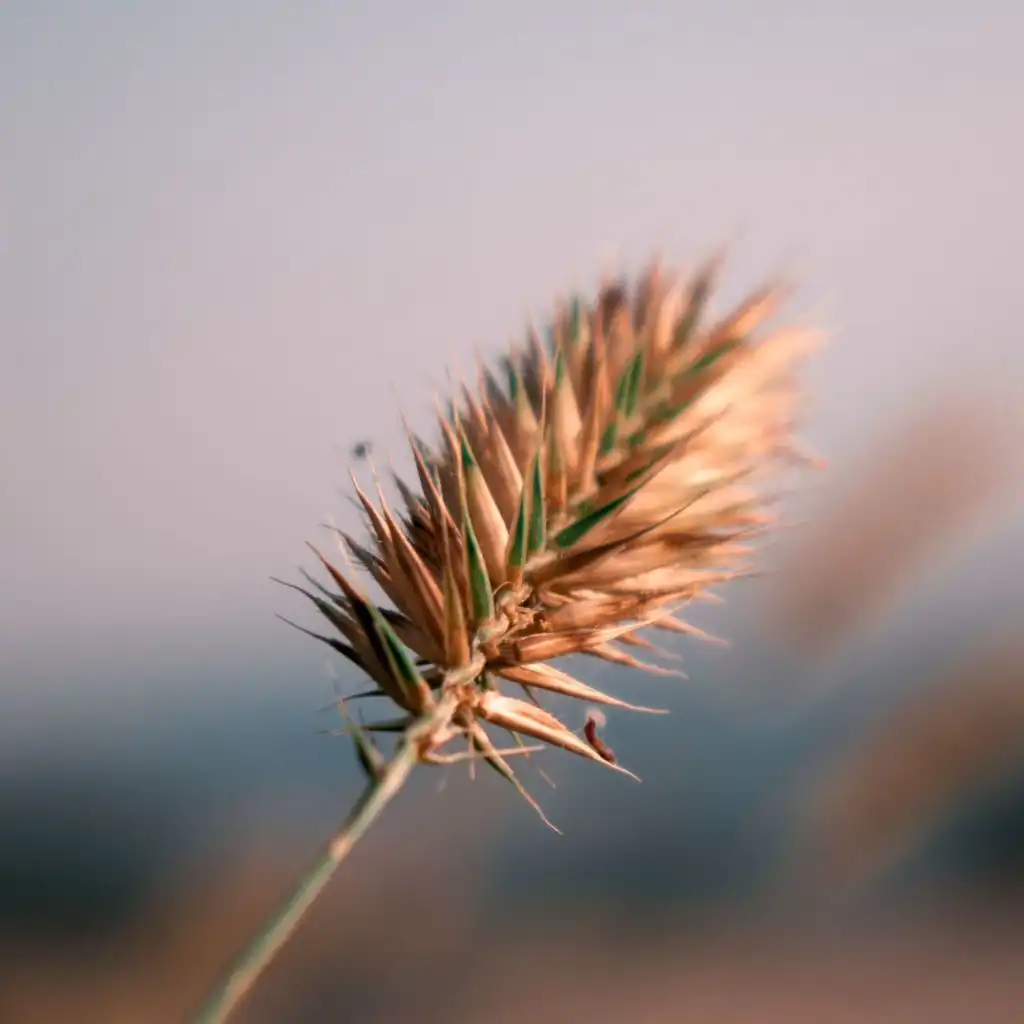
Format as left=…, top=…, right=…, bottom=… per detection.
left=3, top=2, right=1024, bottom=1021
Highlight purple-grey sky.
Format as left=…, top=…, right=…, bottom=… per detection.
left=2, top=1, right=1023, bottom=701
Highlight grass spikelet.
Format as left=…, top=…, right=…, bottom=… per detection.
left=195, top=253, right=819, bottom=1023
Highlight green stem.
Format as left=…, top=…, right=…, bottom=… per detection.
left=192, top=695, right=456, bottom=1024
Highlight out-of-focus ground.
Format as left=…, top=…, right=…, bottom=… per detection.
left=5, top=846, right=1024, bottom=1024
left=3, top=383, right=1024, bottom=1023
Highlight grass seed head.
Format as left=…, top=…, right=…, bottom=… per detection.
left=288, top=255, right=819, bottom=825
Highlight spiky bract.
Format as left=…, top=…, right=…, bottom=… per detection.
left=285, top=255, right=818, bottom=824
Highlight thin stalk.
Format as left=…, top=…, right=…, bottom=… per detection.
left=192, top=694, right=457, bottom=1024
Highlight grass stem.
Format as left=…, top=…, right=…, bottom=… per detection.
left=192, top=695, right=456, bottom=1023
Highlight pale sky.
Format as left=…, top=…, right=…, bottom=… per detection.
left=2, top=1, right=1023, bottom=699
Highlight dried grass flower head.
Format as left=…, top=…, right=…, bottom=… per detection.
left=197, top=252, right=821, bottom=1023
left=282, top=254, right=820, bottom=825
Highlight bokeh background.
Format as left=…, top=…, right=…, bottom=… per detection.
left=3, top=2, right=1024, bottom=1021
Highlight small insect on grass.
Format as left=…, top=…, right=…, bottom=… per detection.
left=583, top=708, right=616, bottom=764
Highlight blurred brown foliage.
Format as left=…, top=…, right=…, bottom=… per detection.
left=795, top=628, right=1024, bottom=893
left=766, top=388, right=1021, bottom=658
